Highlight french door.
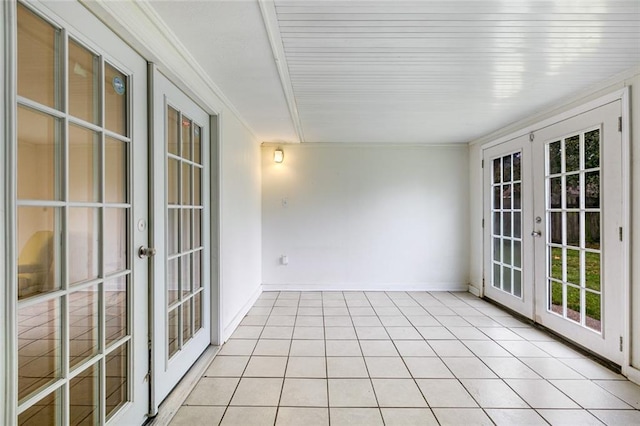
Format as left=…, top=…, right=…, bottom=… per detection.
left=150, top=69, right=211, bottom=412
left=484, top=100, right=624, bottom=364
left=11, top=1, right=149, bottom=425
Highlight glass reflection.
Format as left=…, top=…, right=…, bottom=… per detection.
left=105, top=276, right=127, bottom=346
left=104, top=208, right=127, bottom=275
left=106, top=343, right=128, bottom=419
left=68, top=39, right=99, bottom=124
left=18, top=389, right=61, bottom=426
left=69, top=125, right=99, bottom=202
left=105, top=137, right=127, bottom=203
left=69, top=287, right=99, bottom=368
left=104, top=64, right=127, bottom=136
left=493, top=158, right=501, bottom=184
left=585, top=130, right=600, bottom=169
left=502, top=155, right=511, bottom=182
left=512, top=152, right=521, bottom=181
left=69, top=363, right=98, bottom=426
left=493, top=263, right=501, bottom=288
left=68, top=208, right=99, bottom=285
left=565, top=135, right=580, bottom=172
left=168, top=308, right=179, bottom=358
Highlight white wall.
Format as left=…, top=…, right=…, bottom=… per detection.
left=262, top=144, right=470, bottom=291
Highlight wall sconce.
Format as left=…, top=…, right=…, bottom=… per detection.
left=274, top=148, right=284, bottom=163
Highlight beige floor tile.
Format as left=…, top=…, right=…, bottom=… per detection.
left=280, top=378, right=328, bottom=407
left=329, top=408, right=383, bottom=426
left=218, top=339, right=257, bottom=356
left=324, top=316, right=352, bottom=327
left=271, top=307, right=297, bottom=316
left=379, top=316, right=412, bottom=327
left=404, top=357, right=454, bottom=378
left=485, top=408, right=548, bottom=425
left=324, top=326, right=357, bottom=340
left=325, top=340, right=361, bottom=357
left=295, top=316, right=323, bottom=327
left=416, top=379, right=478, bottom=407
left=442, top=357, right=497, bottom=378
left=275, top=407, right=329, bottom=426
left=432, top=408, right=494, bottom=425
left=298, top=307, right=323, bottom=316
left=380, top=408, right=438, bottom=425
left=327, top=357, right=369, bottom=378
left=267, top=316, right=296, bottom=326
left=463, top=340, right=512, bottom=357
left=594, top=380, right=640, bottom=409
left=505, top=379, right=579, bottom=408
left=293, top=326, right=325, bottom=340
left=480, top=357, right=540, bottom=379
left=520, top=357, right=585, bottom=379
left=185, top=377, right=239, bottom=406
left=351, top=316, right=383, bottom=326
left=348, top=307, right=376, bottom=316
left=461, top=379, right=528, bottom=408
left=371, top=379, right=427, bottom=407
left=446, top=326, right=489, bottom=340
left=359, top=340, right=399, bottom=357
left=478, top=327, right=523, bottom=341
left=498, top=341, right=551, bottom=358
left=220, top=407, right=277, bottom=426
left=355, top=326, right=389, bottom=340
left=550, top=380, right=632, bottom=409
left=531, top=340, right=585, bottom=358
left=260, top=326, right=294, bottom=339
left=328, top=379, right=378, bottom=407
left=365, top=357, right=411, bottom=378
left=537, top=409, right=604, bottom=425
left=406, top=316, right=440, bottom=326
left=588, top=409, right=640, bottom=425
left=229, top=377, right=283, bottom=406
left=559, top=358, right=626, bottom=380
left=416, top=327, right=456, bottom=340
left=385, top=327, right=423, bottom=340
left=204, top=356, right=249, bottom=377
left=243, top=356, right=288, bottom=377
left=289, top=339, right=325, bottom=356
left=286, top=356, right=326, bottom=378
left=427, top=340, right=475, bottom=357
left=323, top=307, right=349, bottom=316
left=170, top=406, right=225, bottom=426
left=253, top=339, right=291, bottom=356
left=374, top=307, right=402, bottom=316
left=394, top=340, right=436, bottom=357
left=241, top=316, right=268, bottom=326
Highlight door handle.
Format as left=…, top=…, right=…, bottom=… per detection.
left=138, top=246, right=157, bottom=258
left=531, top=231, right=542, bottom=238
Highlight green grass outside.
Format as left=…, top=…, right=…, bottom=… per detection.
left=550, top=247, right=601, bottom=320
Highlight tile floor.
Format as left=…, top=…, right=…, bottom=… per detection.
left=169, top=291, right=640, bottom=425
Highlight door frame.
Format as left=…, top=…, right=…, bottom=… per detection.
left=481, top=88, right=631, bottom=371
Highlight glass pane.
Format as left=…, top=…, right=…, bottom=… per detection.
left=167, top=106, right=179, bottom=156
left=512, top=152, right=521, bottom=181
left=585, top=130, right=600, bottom=169
left=194, top=125, right=202, bottom=164
left=181, top=209, right=192, bottom=251
left=168, top=158, right=179, bottom=205
left=168, top=308, right=179, bottom=358
left=182, top=117, right=192, bottom=161
left=513, top=240, right=521, bottom=268
left=585, top=171, right=599, bottom=208
left=549, top=177, right=561, bottom=209
left=566, top=285, right=581, bottom=323
left=69, top=286, right=99, bottom=368
left=194, top=167, right=202, bottom=207
left=104, top=63, right=127, bottom=136
left=18, top=389, right=61, bottom=426
left=585, top=252, right=601, bottom=291
left=493, top=186, right=501, bottom=210
left=550, top=212, right=562, bottom=245
left=566, top=248, right=581, bottom=286
left=105, top=276, right=127, bottom=346
left=106, top=343, right=128, bottom=419
left=585, top=212, right=600, bottom=250
left=503, top=184, right=512, bottom=209
left=492, top=263, right=501, bottom=288
left=565, top=135, right=580, bottom=172
left=68, top=39, right=99, bottom=124
left=194, top=210, right=202, bottom=249
left=566, top=212, right=580, bottom=248
left=183, top=300, right=193, bottom=343
left=167, top=208, right=179, bottom=256
left=550, top=281, right=563, bottom=315
left=105, top=137, right=128, bottom=203
left=69, top=125, right=99, bottom=202
left=502, top=266, right=512, bottom=293
left=550, top=247, right=563, bottom=281
left=513, top=270, right=522, bottom=298
left=167, top=258, right=179, bottom=306
left=493, top=158, right=501, bottom=183
left=182, top=254, right=192, bottom=296
left=182, top=163, right=192, bottom=205
left=104, top=208, right=127, bottom=275
left=503, top=239, right=512, bottom=266
left=18, top=106, right=59, bottom=201
left=585, top=291, right=602, bottom=332
left=194, top=292, right=202, bottom=331
left=493, top=238, right=501, bottom=263
left=193, top=251, right=202, bottom=290
left=513, top=183, right=521, bottom=210
left=513, top=212, right=521, bottom=239
left=18, top=3, right=59, bottom=108
left=18, top=206, right=60, bottom=298
left=493, top=213, right=500, bottom=236
left=502, top=155, right=511, bottom=182
left=566, top=174, right=580, bottom=208
left=18, top=298, right=60, bottom=401
left=68, top=208, right=99, bottom=284
left=502, top=212, right=511, bottom=238
left=548, top=141, right=561, bottom=175
left=69, top=363, right=98, bottom=426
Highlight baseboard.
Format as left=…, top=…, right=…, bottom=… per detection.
left=468, top=284, right=481, bottom=297
left=222, top=284, right=262, bottom=342
left=623, top=364, right=640, bottom=385
left=261, top=282, right=469, bottom=292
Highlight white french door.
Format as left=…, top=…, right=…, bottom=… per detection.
left=150, top=69, right=211, bottom=412
left=10, top=1, right=149, bottom=425
left=484, top=100, right=624, bottom=364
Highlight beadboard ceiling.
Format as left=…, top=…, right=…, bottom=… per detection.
left=149, top=0, right=640, bottom=144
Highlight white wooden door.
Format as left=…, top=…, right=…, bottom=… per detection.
left=483, top=136, right=534, bottom=319
left=531, top=101, right=624, bottom=364
left=150, top=69, right=211, bottom=412
left=11, top=1, right=149, bottom=424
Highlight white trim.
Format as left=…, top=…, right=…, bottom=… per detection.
left=261, top=141, right=468, bottom=149
left=210, top=114, right=222, bottom=347
left=468, top=285, right=481, bottom=297
left=258, top=0, right=304, bottom=143
left=620, top=87, right=632, bottom=374
left=222, top=285, right=262, bottom=343
left=624, top=365, right=640, bottom=387
left=262, top=283, right=469, bottom=292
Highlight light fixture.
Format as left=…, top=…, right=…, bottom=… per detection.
left=274, top=148, right=284, bottom=163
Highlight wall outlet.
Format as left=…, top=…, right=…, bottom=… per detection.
left=281, top=198, right=288, bottom=207
left=280, top=255, right=288, bottom=265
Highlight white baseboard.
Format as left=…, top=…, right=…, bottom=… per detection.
left=222, top=284, right=262, bottom=342
left=623, top=364, right=640, bottom=385
left=468, top=284, right=481, bottom=297
left=261, top=282, right=469, bottom=292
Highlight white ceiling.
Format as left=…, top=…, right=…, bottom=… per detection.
left=149, top=0, right=640, bottom=144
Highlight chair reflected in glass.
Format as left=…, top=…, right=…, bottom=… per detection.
left=18, top=230, right=54, bottom=298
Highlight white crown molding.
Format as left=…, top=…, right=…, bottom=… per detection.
left=258, top=0, right=305, bottom=143
left=261, top=141, right=468, bottom=149
left=79, top=0, right=259, bottom=142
